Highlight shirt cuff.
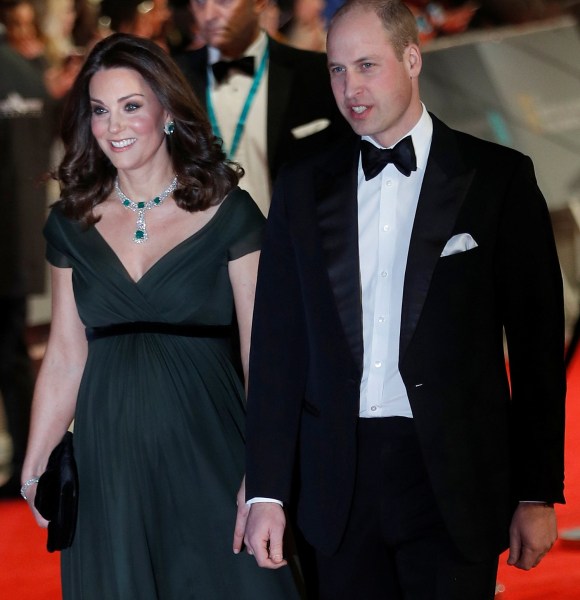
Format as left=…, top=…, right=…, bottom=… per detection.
left=246, top=497, right=284, bottom=507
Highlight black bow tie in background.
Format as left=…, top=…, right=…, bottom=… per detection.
left=360, top=136, right=417, bottom=180
left=212, top=56, right=255, bottom=83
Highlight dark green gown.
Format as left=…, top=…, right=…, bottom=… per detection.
left=44, top=189, right=300, bottom=599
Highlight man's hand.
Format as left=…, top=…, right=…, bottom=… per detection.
left=508, top=502, right=557, bottom=570
left=244, top=502, right=288, bottom=569
left=233, top=476, right=249, bottom=554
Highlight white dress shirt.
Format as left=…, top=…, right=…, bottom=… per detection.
left=358, top=106, right=433, bottom=418
left=248, top=108, right=434, bottom=507
left=208, top=32, right=271, bottom=216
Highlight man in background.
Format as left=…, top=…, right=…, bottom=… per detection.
left=175, top=0, right=351, bottom=214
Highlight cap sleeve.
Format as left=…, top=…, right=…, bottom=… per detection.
left=43, top=207, right=73, bottom=268
left=226, top=188, right=266, bottom=261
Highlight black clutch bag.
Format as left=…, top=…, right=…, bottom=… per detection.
left=34, top=431, right=79, bottom=552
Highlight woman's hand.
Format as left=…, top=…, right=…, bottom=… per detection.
left=21, top=480, right=49, bottom=528
left=233, top=476, right=250, bottom=554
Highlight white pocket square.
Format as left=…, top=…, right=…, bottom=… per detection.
left=291, top=118, right=330, bottom=139
left=440, top=233, right=478, bottom=257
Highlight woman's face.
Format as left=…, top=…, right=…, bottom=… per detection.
left=89, top=67, right=171, bottom=176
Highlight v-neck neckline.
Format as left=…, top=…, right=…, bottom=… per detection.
left=91, top=193, right=232, bottom=285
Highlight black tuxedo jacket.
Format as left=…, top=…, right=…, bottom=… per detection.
left=174, top=36, right=352, bottom=181
left=245, top=115, right=566, bottom=562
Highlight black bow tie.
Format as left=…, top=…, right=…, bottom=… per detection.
left=211, top=56, right=255, bottom=83
left=360, top=136, right=417, bottom=180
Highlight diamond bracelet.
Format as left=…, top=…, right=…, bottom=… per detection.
left=20, top=477, right=40, bottom=501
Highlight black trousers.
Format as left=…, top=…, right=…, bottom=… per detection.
left=315, top=417, right=498, bottom=600
left=0, top=297, right=33, bottom=484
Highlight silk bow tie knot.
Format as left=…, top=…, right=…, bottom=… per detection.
left=212, top=56, right=255, bottom=83
left=360, top=136, right=417, bottom=180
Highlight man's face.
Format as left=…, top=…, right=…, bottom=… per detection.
left=191, top=0, right=265, bottom=58
left=327, top=7, right=422, bottom=148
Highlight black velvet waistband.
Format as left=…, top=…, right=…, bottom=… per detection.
left=85, top=322, right=232, bottom=342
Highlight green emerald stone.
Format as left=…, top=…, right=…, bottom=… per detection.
left=135, top=230, right=145, bottom=240
left=153, top=197, right=160, bottom=204
left=137, top=201, right=146, bottom=209
left=123, top=199, right=130, bottom=207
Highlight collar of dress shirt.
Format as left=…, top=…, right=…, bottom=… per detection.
left=208, top=30, right=268, bottom=66
left=361, top=104, right=433, bottom=173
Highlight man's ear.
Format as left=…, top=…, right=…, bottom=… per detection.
left=405, top=43, right=422, bottom=78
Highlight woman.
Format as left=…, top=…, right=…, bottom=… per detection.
left=21, top=33, right=300, bottom=599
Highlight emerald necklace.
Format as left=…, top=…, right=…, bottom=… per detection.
left=115, top=176, right=178, bottom=244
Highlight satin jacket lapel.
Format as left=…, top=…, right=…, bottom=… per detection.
left=315, top=140, right=363, bottom=370
left=266, top=38, right=293, bottom=173
left=400, top=117, right=476, bottom=360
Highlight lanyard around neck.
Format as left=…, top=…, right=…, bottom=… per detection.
left=206, top=45, right=269, bottom=160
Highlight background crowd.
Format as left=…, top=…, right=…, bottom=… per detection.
left=1, top=0, right=574, bottom=92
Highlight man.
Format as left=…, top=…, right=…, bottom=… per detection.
left=0, top=32, right=51, bottom=498
left=175, top=0, right=351, bottom=215
left=239, top=0, right=566, bottom=598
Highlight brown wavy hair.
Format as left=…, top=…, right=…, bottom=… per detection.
left=56, top=32, right=243, bottom=226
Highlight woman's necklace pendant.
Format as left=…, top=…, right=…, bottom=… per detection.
left=135, top=208, right=148, bottom=243
left=115, top=176, right=178, bottom=244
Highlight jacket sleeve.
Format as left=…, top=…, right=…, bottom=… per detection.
left=244, top=166, right=309, bottom=503
left=498, top=154, right=566, bottom=504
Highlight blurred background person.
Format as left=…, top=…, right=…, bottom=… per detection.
left=175, top=0, right=351, bottom=215
left=0, top=22, right=52, bottom=499
left=166, top=0, right=207, bottom=53
left=35, top=0, right=79, bottom=69
left=0, top=0, right=82, bottom=100
left=33, top=0, right=84, bottom=100
left=71, top=0, right=102, bottom=49
left=99, top=0, right=172, bottom=50
left=278, top=0, right=328, bottom=51
left=0, top=0, right=45, bottom=65
left=259, top=0, right=285, bottom=41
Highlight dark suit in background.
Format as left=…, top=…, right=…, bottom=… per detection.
left=175, top=36, right=351, bottom=187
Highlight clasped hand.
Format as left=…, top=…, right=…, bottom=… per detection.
left=232, top=477, right=288, bottom=569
